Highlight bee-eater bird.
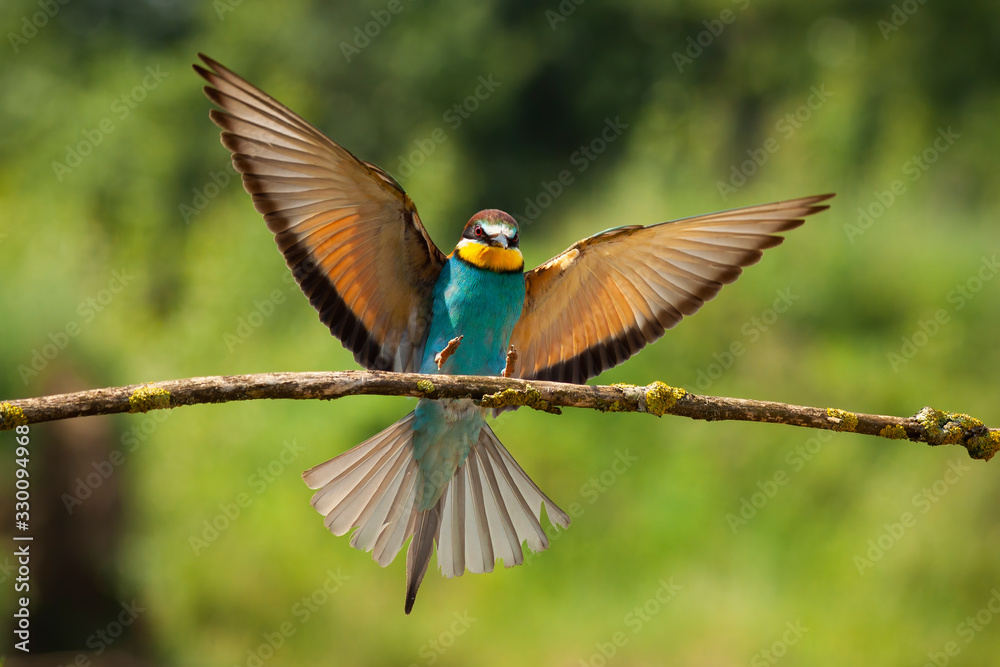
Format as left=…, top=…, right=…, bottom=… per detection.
left=195, top=54, right=833, bottom=613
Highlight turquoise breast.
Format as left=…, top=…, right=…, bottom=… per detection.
left=419, top=257, right=526, bottom=376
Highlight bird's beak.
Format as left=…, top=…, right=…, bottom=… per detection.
left=489, top=234, right=509, bottom=249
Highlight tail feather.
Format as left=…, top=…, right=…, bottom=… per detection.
left=405, top=507, right=439, bottom=614
left=303, top=413, right=419, bottom=566
left=323, top=440, right=405, bottom=535
left=303, top=414, right=411, bottom=490
left=371, top=468, right=417, bottom=566
left=305, top=415, right=413, bottom=518
left=302, top=413, right=570, bottom=613
left=480, top=425, right=571, bottom=536
left=437, top=468, right=466, bottom=576
left=462, top=454, right=496, bottom=573
left=332, top=424, right=412, bottom=525
left=348, top=436, right=414, bottom=553
left=437, top=424, right=570, bottom=577
left=475, top=443, right=523, bottom=567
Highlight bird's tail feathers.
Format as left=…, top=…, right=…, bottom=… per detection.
left=302, top=412, right=420, bottom=567
left=302, top=414, right=570, bottom=613
left=436, top=423, right=570, bottom=579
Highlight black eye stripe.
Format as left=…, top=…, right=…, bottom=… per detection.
left=464, top=222, right=519, bottom=244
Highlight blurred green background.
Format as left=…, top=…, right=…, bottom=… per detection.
left=2, top=0, right=999, bottom=665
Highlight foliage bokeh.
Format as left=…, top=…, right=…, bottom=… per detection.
left=2, top=0, right=999, bottom=664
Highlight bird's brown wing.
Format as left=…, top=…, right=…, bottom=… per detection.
left=195, top=54, right=446, bottom=371
left=509, top=194, right=834, bottom=383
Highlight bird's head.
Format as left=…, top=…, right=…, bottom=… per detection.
left=452, top=209, right=524, bottom=273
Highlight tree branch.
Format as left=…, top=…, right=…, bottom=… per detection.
left=1, top=371, right=997, bottom=461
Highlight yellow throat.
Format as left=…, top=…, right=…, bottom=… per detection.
left=455, top=243, right=524, bottom=273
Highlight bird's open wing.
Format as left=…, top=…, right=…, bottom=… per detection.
left=509, top=194, right=833, bottom=383
left=195, top=54, right=446, bottom=372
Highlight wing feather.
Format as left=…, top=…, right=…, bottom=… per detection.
left=196, top=54, right=446, bottom=371
left=511, top=194, right=834, bottom=383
